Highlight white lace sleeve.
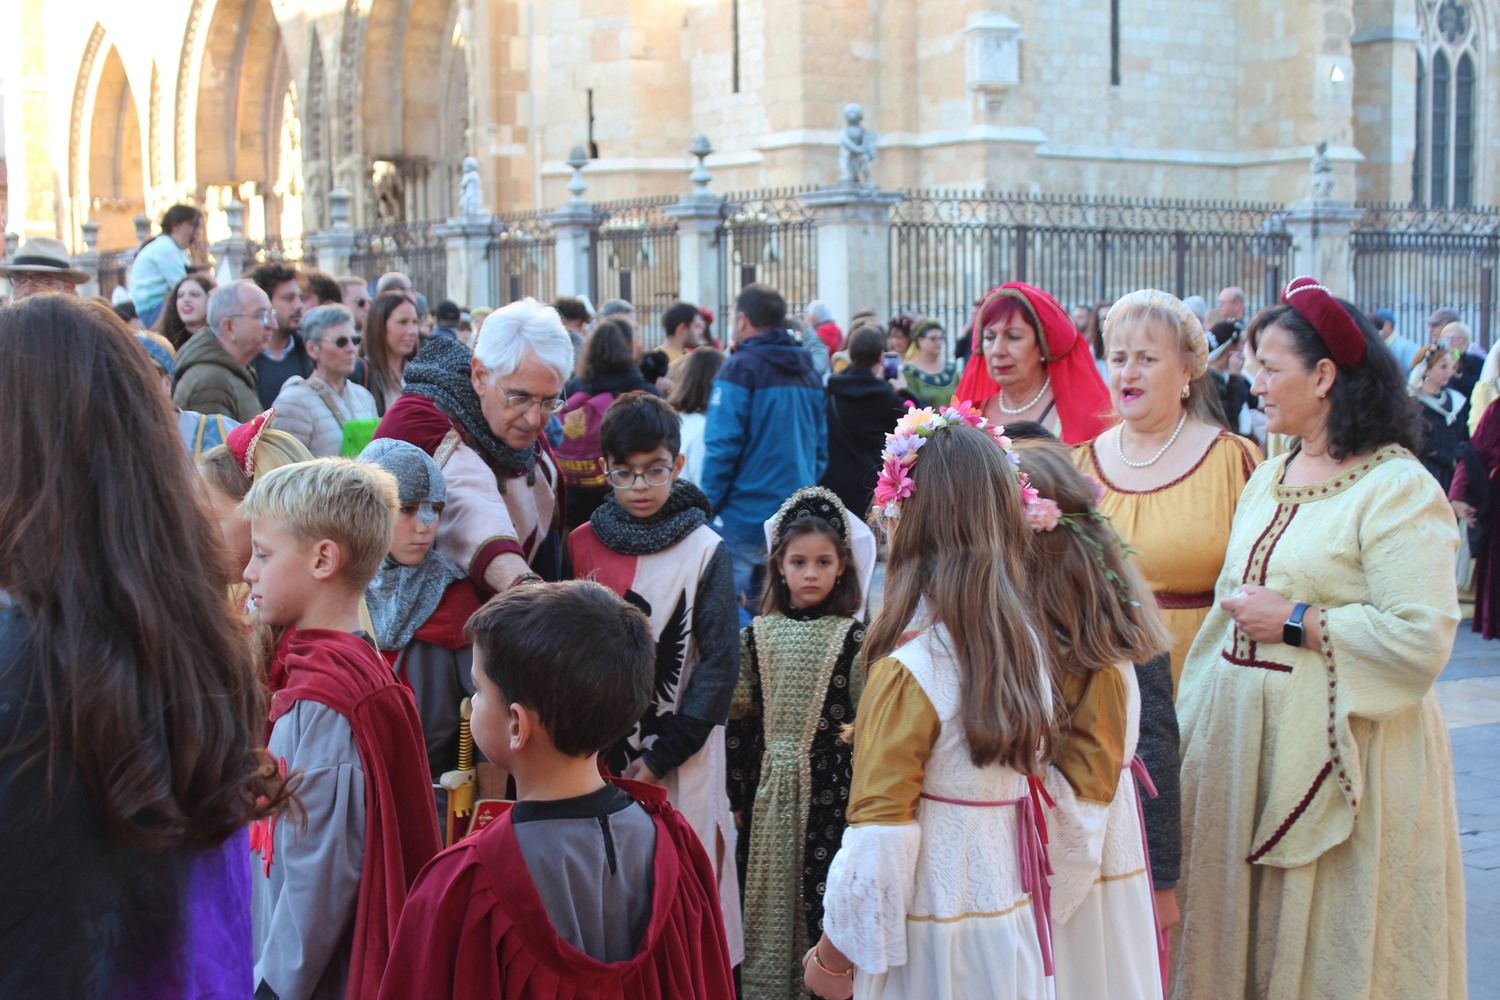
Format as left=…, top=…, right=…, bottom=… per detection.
left=822, top=822, right=922, bottom=975
left=1043, top=763, right=1111, bottom=925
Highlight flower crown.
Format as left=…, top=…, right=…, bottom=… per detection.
left=873, top=400, right=1040, bottom=519
left=1024, top=479, right=1141, bottom=608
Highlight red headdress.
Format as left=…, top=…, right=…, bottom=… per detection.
left=954, top=282, right=1114, bottom=445
left=1280, top=277, right=1367, bottom=368
left=226, top=409, right=275, bottom=481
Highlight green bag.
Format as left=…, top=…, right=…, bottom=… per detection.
left=341, top=418, right=380, bottom=458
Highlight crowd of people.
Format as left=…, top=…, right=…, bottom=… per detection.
left=0, top=203, right=1480, bottom=1000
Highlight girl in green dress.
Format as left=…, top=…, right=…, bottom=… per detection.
left=727, top=487, right=865, bottom=999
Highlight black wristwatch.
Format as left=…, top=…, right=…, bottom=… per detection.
left=1283, top=602, right=1311, bottom=647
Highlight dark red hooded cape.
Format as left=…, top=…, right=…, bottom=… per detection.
left=955, top=281, right=1114, bottom=445
left=268, top=628, right=442, bottom=1000
left=376, top=779, right=735, bottom=999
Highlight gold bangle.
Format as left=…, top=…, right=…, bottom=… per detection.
left=812, top=943, right=854, bottom=978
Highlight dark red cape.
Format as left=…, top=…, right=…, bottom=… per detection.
left=269, top=628, right=442, bottom=1000
left=376, top=779, right=735, bottom=999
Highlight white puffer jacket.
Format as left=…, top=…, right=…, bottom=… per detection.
left=270, top=375, right=380, bottom=457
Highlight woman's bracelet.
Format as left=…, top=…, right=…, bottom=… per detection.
left=811, top=943, right=854, bottom=978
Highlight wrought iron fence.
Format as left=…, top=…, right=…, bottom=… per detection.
left=717, top=188, right=819, bottom=328
left=487, top=212, right=556, bottom=308
left=1352, top=203, right=1500, bottom=350
left=96, top=250, right=134, bottom=300
left=348, top=222, right=448, bottom=302
left=889, top=191, right=1294, bottom=356
left=590, top=196, right=680, bottom=349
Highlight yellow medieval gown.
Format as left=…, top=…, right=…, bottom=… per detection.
left=1076, top=430, right=1261, bottom=693
left=1172, top=446, right=1466, bottom=1000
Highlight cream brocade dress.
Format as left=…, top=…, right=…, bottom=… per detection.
left=1173, top=447, right=1467, bottom=1000
left=1076, top=431, right=1261, bottom=693
left=821, top=624, right=1053, bottom=1000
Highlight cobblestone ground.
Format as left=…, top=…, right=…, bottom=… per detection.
left=1439, top=625, right=1500, bottom=994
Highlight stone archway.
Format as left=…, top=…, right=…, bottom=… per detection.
left=360, top=0, right=465, bottom=223
left=71, top=39, right=147, bottom=252
left=194, top=0, right=294, bottom=237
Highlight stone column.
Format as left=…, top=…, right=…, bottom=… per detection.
left=436, top=217, right=495, bottom=308
left=547, top=147, right=596, bottom=300
left=306, top=189, right=356, bottom=278
left=665, top=134, right=726, bottom=311
left=74, top=220, right=102, bottom=298
left=800, top=185, right=902, bottom=327
left=209, top=201, right=253, bottom=284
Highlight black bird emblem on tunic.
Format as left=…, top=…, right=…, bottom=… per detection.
left=606, top=588, right=691, bottom=773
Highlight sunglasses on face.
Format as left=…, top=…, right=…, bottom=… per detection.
left=319, top=334, right=362, bottom=349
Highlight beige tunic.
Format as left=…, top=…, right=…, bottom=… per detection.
left=1173, top=446, right=1466, bottom=1000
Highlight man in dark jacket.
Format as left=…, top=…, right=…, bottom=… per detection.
left=821, top=327, right=906, bottom=518
left=701, top=284, right=826, bottom=621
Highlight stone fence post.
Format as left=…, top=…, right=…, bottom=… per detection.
left=75, top=220, right=102, bottom=298
left=665, top=134, right=726, bottom=312
left=437, top=216, right=495, bottom=308
left=306, top=189, right=356, bottom=279
left=548, top=147, right=595, bottom=300
left=1282, top=140, right=1360, bottom=298
left=800, top=185, right=902, bottom=329
left=210, top=201, right=253, bottom=283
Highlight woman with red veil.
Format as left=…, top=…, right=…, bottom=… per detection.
left=955, top=282, right=1114, bottom=444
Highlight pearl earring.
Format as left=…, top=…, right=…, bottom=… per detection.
left=1181, top=384, right=1191, bottom=399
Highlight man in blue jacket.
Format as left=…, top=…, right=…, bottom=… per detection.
left=701, top=283, right=827, bottom=623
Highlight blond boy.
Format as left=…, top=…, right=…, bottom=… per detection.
left=241, top=459, right=440, bottom=1000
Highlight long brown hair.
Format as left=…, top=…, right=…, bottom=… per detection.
left=363, top=291, right=418, bottom=409
left=668, top=347, right=725, bottom=415
left=0, top=295, right=292, bottom=851
left=863, top=422, right=1056, bottom=773
left=156, top=273, right=217, bottom=348
left=1013, top=441, right=1170, bottom=682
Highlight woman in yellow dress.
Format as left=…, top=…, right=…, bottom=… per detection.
left=1173, top=279, right=1465, bottom=999
left=1075, top=289, right=1261, bottom=693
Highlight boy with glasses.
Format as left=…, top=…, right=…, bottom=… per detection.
left=566, top=391, right=745, bottom=968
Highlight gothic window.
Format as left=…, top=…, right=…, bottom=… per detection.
left=1414, top=0, right=1480, bottom=207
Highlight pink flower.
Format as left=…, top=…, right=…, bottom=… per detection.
left=874, top=457, right=916, bottom=510
left=1025, top=497, right=1063, bottom=533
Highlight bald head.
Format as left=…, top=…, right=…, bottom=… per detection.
left=1216, top=286, right=1246, bottom=322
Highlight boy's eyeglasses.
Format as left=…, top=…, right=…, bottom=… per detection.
left=607, top=466, right=674, bottom=489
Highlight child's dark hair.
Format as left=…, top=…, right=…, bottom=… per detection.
left=465, top=581, right=654, bottom=757
left=761, top=516, right=861, bottom=617
left=601, top=391, right=681, bottom=463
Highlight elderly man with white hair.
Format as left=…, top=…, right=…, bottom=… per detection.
left=373, top=297, right=572, bottom=594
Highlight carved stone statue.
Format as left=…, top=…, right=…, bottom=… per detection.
left=1311, top=140, right=1334, bottom=201
left=458, top=156, right=483, bottom=217
left=838, top=103, right=877, bottom=187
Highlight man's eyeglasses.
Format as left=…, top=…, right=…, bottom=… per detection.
left=230, top=309, right=276, bottom=325
left=607, top=466, right=675, bottom=489
left=502, top=391, right=565, bottom=414
left=10, top=273, right=72, bottom=293
left=319, top=334, right=362, bottom=349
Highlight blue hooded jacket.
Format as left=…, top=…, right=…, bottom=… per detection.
left=700, top=329, right=828, bottom=542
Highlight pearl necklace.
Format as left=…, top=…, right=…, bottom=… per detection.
left=997, top=375, right=1051, bottom=415
left=1115, top=411, right=1188, bottom=469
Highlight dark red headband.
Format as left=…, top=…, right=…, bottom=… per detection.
left=1280, top=277, right=1366, bottom=368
